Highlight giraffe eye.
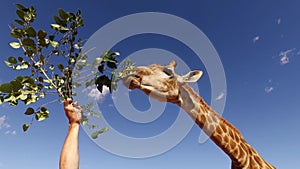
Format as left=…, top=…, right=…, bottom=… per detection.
left=163, top=68, right=173, bottom=76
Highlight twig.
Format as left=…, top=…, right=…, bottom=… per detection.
left=38, top=98, right=58, bottom=109
left=8, top=25, right=64, bottom=98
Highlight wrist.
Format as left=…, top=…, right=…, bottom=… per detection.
left=69, top=122, right=80, bottom=128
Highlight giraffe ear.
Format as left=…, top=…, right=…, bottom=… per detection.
left=181, top=70, right=203, bottom=83
left=169, top=60, right=177, bottom=67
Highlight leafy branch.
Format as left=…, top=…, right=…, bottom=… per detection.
left=0, top=4, right=135, bottom=139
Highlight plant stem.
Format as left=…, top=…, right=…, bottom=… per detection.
left=8, top=25, right=64, bottom=98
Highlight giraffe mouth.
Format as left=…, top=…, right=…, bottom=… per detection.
left=122, top=73, right=141, bottom=90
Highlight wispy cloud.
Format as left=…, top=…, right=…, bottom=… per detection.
left=280, top=55, right=289, bottom=65
left=253, top=36, right=260, bottom=43
left=277, top=18, right=281, bottom=25
left=88, top=86, right=110, bottom=101
left=265, top=86, right=274, bottom=93
left=264, top=79, right=276, bottom=94
left=0, top=115, right=16, bottom=135
left=5, top=130, right=16, bottom=135
left=0, top=115, right=10, bottom=129
left=279, top=48, right=295, bottom=65
left=215, top=92, right=226, bottom=101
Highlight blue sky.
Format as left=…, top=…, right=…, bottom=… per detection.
left=1, top=0, right=300, bottom=169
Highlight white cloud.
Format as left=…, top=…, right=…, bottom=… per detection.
left=280, top=55, right=289, bottom=65
left=88, top=86, right=110, bottom=101
left=253, top=36, right=260, bottom=43
left=0, top=115, right=15, bottom=135
left=0, top=115, right=10, bottom=129
left=265, top=79, right=274, bottom=93
left=279, top=49, right=295, bottom=65
left=0, top=116, right=5, bottom=128
left=215, top=92, right=225, bottom=101
left=265, top=86, right=274, bottom=93
left=5, top=130, right=16, bottom=135
left=277, top=18, right=281, bottom=24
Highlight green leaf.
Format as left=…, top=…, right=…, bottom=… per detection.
left=24, top=93, right=39, bottom=105
left=21, top=38, right=35, bottom=49
left=40, top=106, right=48, bottom=112
left=82, top=115, right=88, bottom=125
left=16, top=4, right=26, bottom=10
left=91, top=127, right=109, bottom=139
left=38, top=38, right=48, bottom=48
left=38, top=77, right=44, bottom=82
left=98, top=64, right=104, bottom=73
left=95, top=75, right=111, bottom=93
left=107, top=61, right=117, bottom=69
left=50, top=24, right=61, bottom=30
left=35, top=108, right=49, bottom=121
left=49, top=40, right=59, bottom=48
left=16, top=9, right=25, bottom=21
left=10, top=80, right=23, bottom=91
left=22, top=76, right=35, bottom=84
left=0, top=83, right=14, bottom=93
left=24, top=49, right=34, bottom=57
left=76, top=9, right=81, bottom=17
left=25, top=27, right=36, bottom=37
left=49, top=65, right=54, bottom=70
left=8, top=56, right=18, bottom=64
left=0, top=96, right=4, bottom=104
left=15, top=76, right=23, bottom=82
left=110, top=52, right=120, bottom=57
left=85, top=78, right=96, bottom=88
left=17, top=57, right=24, bottom=62
left=11, top=28, right=23, bottom=38
left=15, top=62, right=30, bottom=70
left=53, top=15, right=62, bottom=25
left=40, top=55, right=45, bottom=63
left=75, top=64, right=83, bottom=70
left=92, top=57, right=102, bottom=66
left=9, top=42, right=20, bottom=49
left=57, top=64, right=64, bottom=71
left=50, top=24, right=69, bottom=33
left=91, top=132, right=99, bottom=139
left=58, top=9, right=69, bottom=20
left=39, top=92, right=45, bottom=98
left=0, top=76, right=23, bottom=93
left=4, top=61, right=13, bottom=68
left=37, top=30, right=47, bottom=39
left=50, top=23, right=60, bottom=29
left=14, top=19, right=25, bottom=26
left=22, top=123, right=30, bottom=132
left=24, top=107, right=34, bottom=115
left=18, top=93, right=28, bottom=100
left=4, top=95, right=18, bottom=106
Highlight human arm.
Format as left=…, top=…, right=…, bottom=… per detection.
left=59, top=98, right=82, bottom=169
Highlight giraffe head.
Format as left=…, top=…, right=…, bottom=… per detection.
left=123, top=60, right=203, bottom=104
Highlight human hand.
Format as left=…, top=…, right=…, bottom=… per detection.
left=64, top=98, right=83, bottom=124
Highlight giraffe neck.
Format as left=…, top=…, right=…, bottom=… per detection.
left=176, top=84, right=275, bottom=169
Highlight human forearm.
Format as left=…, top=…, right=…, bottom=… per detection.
left=60, top=123, right=80, bottom=169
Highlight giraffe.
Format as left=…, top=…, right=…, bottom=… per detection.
left=122, top=60, right=276, bottom=169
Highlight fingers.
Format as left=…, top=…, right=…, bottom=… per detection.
left=64, top=98, right=73, bottom=107
left=72, top=101, right=78, bottom=107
